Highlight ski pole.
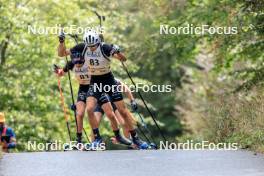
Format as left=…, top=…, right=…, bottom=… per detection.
left=135, top=112, right=156, bottom=144
left=121, top=61, right=167, bottom=142
left=63, top=54, right=79, bottom=134
left=68, top=34, right=79, bottom=44
left=82, top=127, right=90, bottom=143
left=93, top=10, right=105, bottom=42
left=56, top=74, right=72, bottom=141
left=136, top=123, right=151, bottom=144
left=135, top=121, right=158, bottom=149
left=67, top=33, right=91, bottom=143
left=59, top=30, right=79, bottom=134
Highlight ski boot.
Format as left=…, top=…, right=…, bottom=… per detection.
left=89, top=138, right=105, bottom=151
left=111, top=135, right=132, bottom=146
left=132, top=137, right=149, bottom=149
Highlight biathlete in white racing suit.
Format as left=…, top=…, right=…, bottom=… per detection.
left=55, top=51, right=132, bottom=147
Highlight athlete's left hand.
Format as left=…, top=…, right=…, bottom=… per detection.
left=53, top=64, right=60, bottom=73
left=116, top=53, right=127, bottom=62
left=58, top=31, right=65, bottom=43
left=70, top=104, right=76, bottom=111
left=130, top=100, right=138, bottom=112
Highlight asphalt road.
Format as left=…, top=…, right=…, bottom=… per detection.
left=0, top=150, right=264, bottom=176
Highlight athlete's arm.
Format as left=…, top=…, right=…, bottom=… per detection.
left=57, top=61, right=74, bottom=76
left=111, top=45, right=127, bottom=61
left=54, top=61, right=73, bottom=77
left=120, top=81, right=134, bottom=101
left=57, top=33, right=71, bottom=57
left=102, top=44, right=127, bottom=61
left=59, top=43, right=86, bottom=58
left=58, top=43, right=71, bottom=57
left=63, top=61, right=74, bottom=73
left=113, top=52, right=127, bottom=62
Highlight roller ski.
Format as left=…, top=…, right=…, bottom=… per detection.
left=110, top=135, right=137, bottom=149
left=131, top=136, right=158, bottom=150
left=132, top=137, right=150, bottom=150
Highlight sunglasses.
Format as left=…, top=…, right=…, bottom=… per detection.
left=88, top=43, right=99, bottom=48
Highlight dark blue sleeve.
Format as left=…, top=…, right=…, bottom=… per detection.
left=6, top=127, right=15, bottom=138
left=63, top=61, right=74, bottom=72
left=102, top=43, right=120, bottom=57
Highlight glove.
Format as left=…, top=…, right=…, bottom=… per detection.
left=110, top=44, right=120, bottom=56
left=53, top=64, right=60, bottom=73
left=58, top=31, right=65, bottom=43
left=71, top=104, right=76, bottom=111
left=130, top=100, right=138, bottom=112
left=53, top=64, right=64, bottom=76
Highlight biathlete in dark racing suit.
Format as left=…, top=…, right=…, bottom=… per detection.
left=58, top=30, right=148, bottom=149
left=56, top=44, right=132, bottom=148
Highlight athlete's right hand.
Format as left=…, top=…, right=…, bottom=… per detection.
left=53, top=65, right=64, bottom=76
left=58, top=32, right=65, bottom=43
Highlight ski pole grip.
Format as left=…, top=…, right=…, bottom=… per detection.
left=53, top=64, right=60, bottom=73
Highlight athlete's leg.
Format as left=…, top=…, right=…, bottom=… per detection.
left=86, top=96, right=98, bottom=128
left=114, top=109, right=125, bottom=126
left=106, top=82, right=145, bottom=146
left=76, top=101, right=86, bottom=142
left=94, top=112, right=103, bottom=125
left=123, top=124, right=131, bottom=139
left=114, top=110, right=130, bottom=138
left=114, top=100, right=149, bottom=148
left=114, top=100, right=136, bottom=131
left=91, top=111, right=103, bottom=141
left=76, top=101, right=86, bottom=133
left=86, top=96, right=102, bottom=140
left=101, top=102, right=119, bottom=131
left=100, top=101, right=132, bottom=145
left=75, top=85, right=90, bottom=143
